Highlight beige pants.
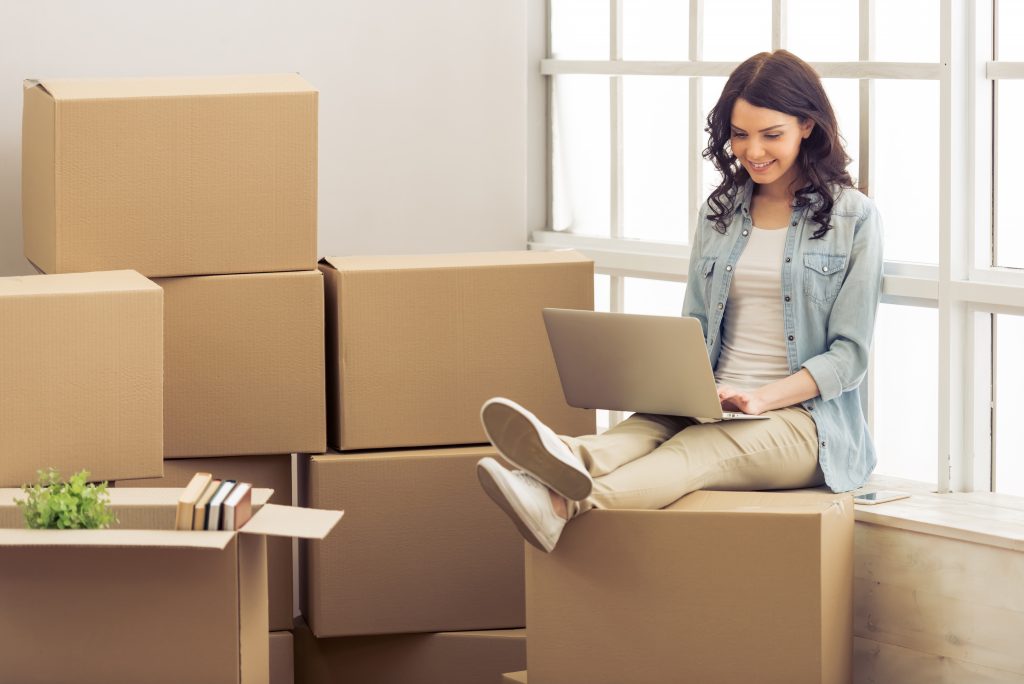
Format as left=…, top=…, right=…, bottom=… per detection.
left=560, top=407, right=824, bottom=518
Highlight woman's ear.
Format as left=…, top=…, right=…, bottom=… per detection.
left=800, top=118, right=815, bottom=139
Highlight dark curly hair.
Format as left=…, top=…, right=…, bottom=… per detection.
left=702, top=50, right=854, bottom=238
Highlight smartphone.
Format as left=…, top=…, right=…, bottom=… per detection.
left=853, top=490, right=910, bottom=505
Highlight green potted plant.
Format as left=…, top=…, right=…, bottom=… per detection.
left=15, top=468, right=117, bottom=529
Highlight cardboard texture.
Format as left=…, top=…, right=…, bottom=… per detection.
left=0, top=270, right=162, bottom=487
left=0, top=488, right=340, bottom=684
left=293, top=620, right=526, bottom=684
left=270, top=632, right=294, bottom=684
left=22, top=74, right=317, bottom=277
left=320, top=251, right=595, bottom=451
left=526, top=490, right=855, bottom=684
left=503, top=673, right=528, bottom=684
left=156, top=270, right=325, bottom=457
left=300, top=446, right=525, bottom=637
left=116, top=455, right=295, bottom=630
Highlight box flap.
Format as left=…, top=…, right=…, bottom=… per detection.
left=31, top=74, right=315, bottom=101
left=319, top=250, right=589, bottom=273
left=0, top=528, right=233, bottom=549
left=24, top=79, right=51, bottom=95
left=0, top=270, right=160, bottom=298
left=239, top=503, right=343, bottom=540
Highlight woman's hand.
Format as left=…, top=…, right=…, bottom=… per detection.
left=717, top=370, right=822, bottom=416
left=717, top=385, right=769, bottom=416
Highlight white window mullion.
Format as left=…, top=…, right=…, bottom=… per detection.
left=772, top=0, right=786, bottom=51
left=545, top=0, right=554, bottom=234
left=860, top=0, right=876, bottom=430
left=969, top=0, right=995, bottom=492
left=610, top=0, right=623, bottom=241
left=967, top=306, right=994, bottom=491
left=687, top=0, right=704, bottom=244
left=541, top=60, right=943, bottom=79
left=986, top=62, right=1024, bottom=78
left=609, top=0, right=625, bottom=427
left=938, top=0, right=972, bottom=492
left=972, top=0, right=995, bottom=278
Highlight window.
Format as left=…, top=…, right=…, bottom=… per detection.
left=533, top=0, right=1024, bottom=494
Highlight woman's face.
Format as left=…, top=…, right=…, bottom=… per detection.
left=729, top=97, right=814, bottom=195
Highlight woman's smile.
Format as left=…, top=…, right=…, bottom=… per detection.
left=748, top=159, right=776, bottom=173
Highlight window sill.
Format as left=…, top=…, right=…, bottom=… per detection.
left=851, top=474, right=1024, bottom=552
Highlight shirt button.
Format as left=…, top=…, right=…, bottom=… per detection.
left=822, top=266, right=829, bottom=273
left=742, top=230, right=749, bottom=237
left=726, top=265, right=733, bottom=272
left=717, top=303, right=724, bottom=310
left=784, top=295, right=791, bottom=302
left=785, top=257, right=791, bottom=263
left=791, top=220, right=798, bottom=226
left=807, top=406, right=814, bottom=411
left=820, top=441, right=826, bottom=447
left=788, top=335, right=795, bottom=341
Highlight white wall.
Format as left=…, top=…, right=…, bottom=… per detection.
left=0, top=0, right=528, bottom=277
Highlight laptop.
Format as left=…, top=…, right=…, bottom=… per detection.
left=542, top=308, right=768, bottom=421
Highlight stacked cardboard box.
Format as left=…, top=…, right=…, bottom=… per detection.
left=270, top=631, right=295, bottom=684
left=294, top=619, right=526, bottom=684
left=524, top=490, right=855, bottom=684
left=20, top=74, right=327, bottom=680
left=296, top=251, right=595, bottom=681
left=0, top=269, right=163, bottom=486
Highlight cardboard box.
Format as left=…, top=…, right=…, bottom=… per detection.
left=156, top=270, right=325, bottom=458
left=0, top=270, right=162, bottom=487
left=22, top=74, right=317, bottom=277
left=270, top=632, right=294, bottom=684
left=300, top=446, right=525, bottom=637
left=320, top=251, right=595, bottom=451
left=503, top=673, right=528, bottom=684
left=116, top=454, right=295, bottom=631
left=526, top=490, right=854, bottom=684
left=0, top=488, right=341, bottom=684
left=293, top=619, right=525, bottom=684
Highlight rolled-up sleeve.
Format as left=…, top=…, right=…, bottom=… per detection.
left=801, top=204, right=884, bottom=401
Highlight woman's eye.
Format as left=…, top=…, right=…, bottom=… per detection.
left=765, top=134, right=781, bottom=140
left=732, top=133, right=747, bottom=139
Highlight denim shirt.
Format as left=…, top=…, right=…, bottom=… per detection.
left=681, top=181, right=884, bottom=493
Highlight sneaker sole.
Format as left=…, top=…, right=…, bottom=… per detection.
left=482, top=401, right=593, bottom=501
left=476, top=461, right=555, bottom=553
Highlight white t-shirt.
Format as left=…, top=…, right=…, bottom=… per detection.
left=713, top=225, right=791, bottom=391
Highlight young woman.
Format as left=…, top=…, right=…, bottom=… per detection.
left=476, top=50, right=884, bottom=553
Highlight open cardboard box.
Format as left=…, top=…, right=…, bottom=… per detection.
left=0, top=487, right=342, bottom=684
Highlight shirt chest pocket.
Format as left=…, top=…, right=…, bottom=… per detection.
left=802, top=252, right=847, bottom=307
left=699, top=256, right=717, bottom=305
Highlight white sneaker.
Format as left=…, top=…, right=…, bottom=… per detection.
left=480, top=397, right=593, bottom=501
left=476, top=457, right=566, bottom=553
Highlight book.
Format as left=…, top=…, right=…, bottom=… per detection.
left=175, top=472, right=213, bottom=531
left=222, top=482, right=253, bottom=531
left=192, top=478, right=222, bottom=530
left=206, top=480, right=236, bottom=531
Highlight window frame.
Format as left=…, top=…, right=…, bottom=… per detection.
left=531, top=0, right=1024, bottom=493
